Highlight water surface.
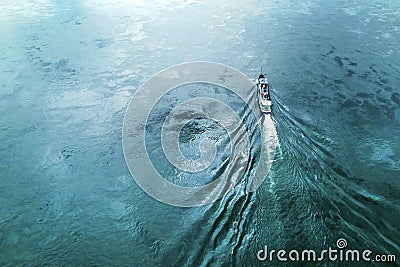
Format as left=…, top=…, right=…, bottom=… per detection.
left=0, top=0, right=399, bottom=265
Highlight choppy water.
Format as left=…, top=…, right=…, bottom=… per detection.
left=1, top=0, right=399, bottom=266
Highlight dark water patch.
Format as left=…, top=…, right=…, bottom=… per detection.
left=359, top=72, right=370, bottom=79
left=25, top=45, right=43, bottom=53
left=374, top=80, right=385, bottom=86
left=319, top=74, right=330, bottom=85
left=59, top=148, right=76, bottom=160
left=341, top=99, right=362, bottom=109
left=55, top=59, right=69, bottom=70
left=19, top=121, right=46, bottom=136
left=40, top=61, right=52, bottom=67
left=94, top=38, right=113, bottom=48
left=381, top=69, right=389, bottom=76
left=335, top=92, right=347, bottom=99
left=384, top=86, right=393, bottom=92
left=345, top=69, right=356, bottom=77
left=334, top=56, right=344, bottom=67
left=356, top=92, right=370, bottom=99
left=62, top=15, right=84, bottom=26
left=376, top=95, right=392, bottom=106
left=333, top=79, right=344, bottom=84
left=323, top=50, right=335, bottom=56
left=368, top=65, right=389, bottom=86
left=383, top=107, right=396, bottom=120
left=361, top=100, right=381, bottom=117
left=380, top=78, right=388, bottom=84
left=391, top=92, right=400, bottom=106
left=179, top=118, right=210, bottom=143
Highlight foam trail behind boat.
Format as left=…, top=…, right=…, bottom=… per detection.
left=249, top=114, right=278, bottom=191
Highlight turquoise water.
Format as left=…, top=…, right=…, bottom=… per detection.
left=0, top=0, right=399, bottom=265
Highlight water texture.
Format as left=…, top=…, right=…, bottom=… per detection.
left=0, top=0, right=399, bottom=266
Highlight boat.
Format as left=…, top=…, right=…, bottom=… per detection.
left=256, top=72, right=272, bottom=114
